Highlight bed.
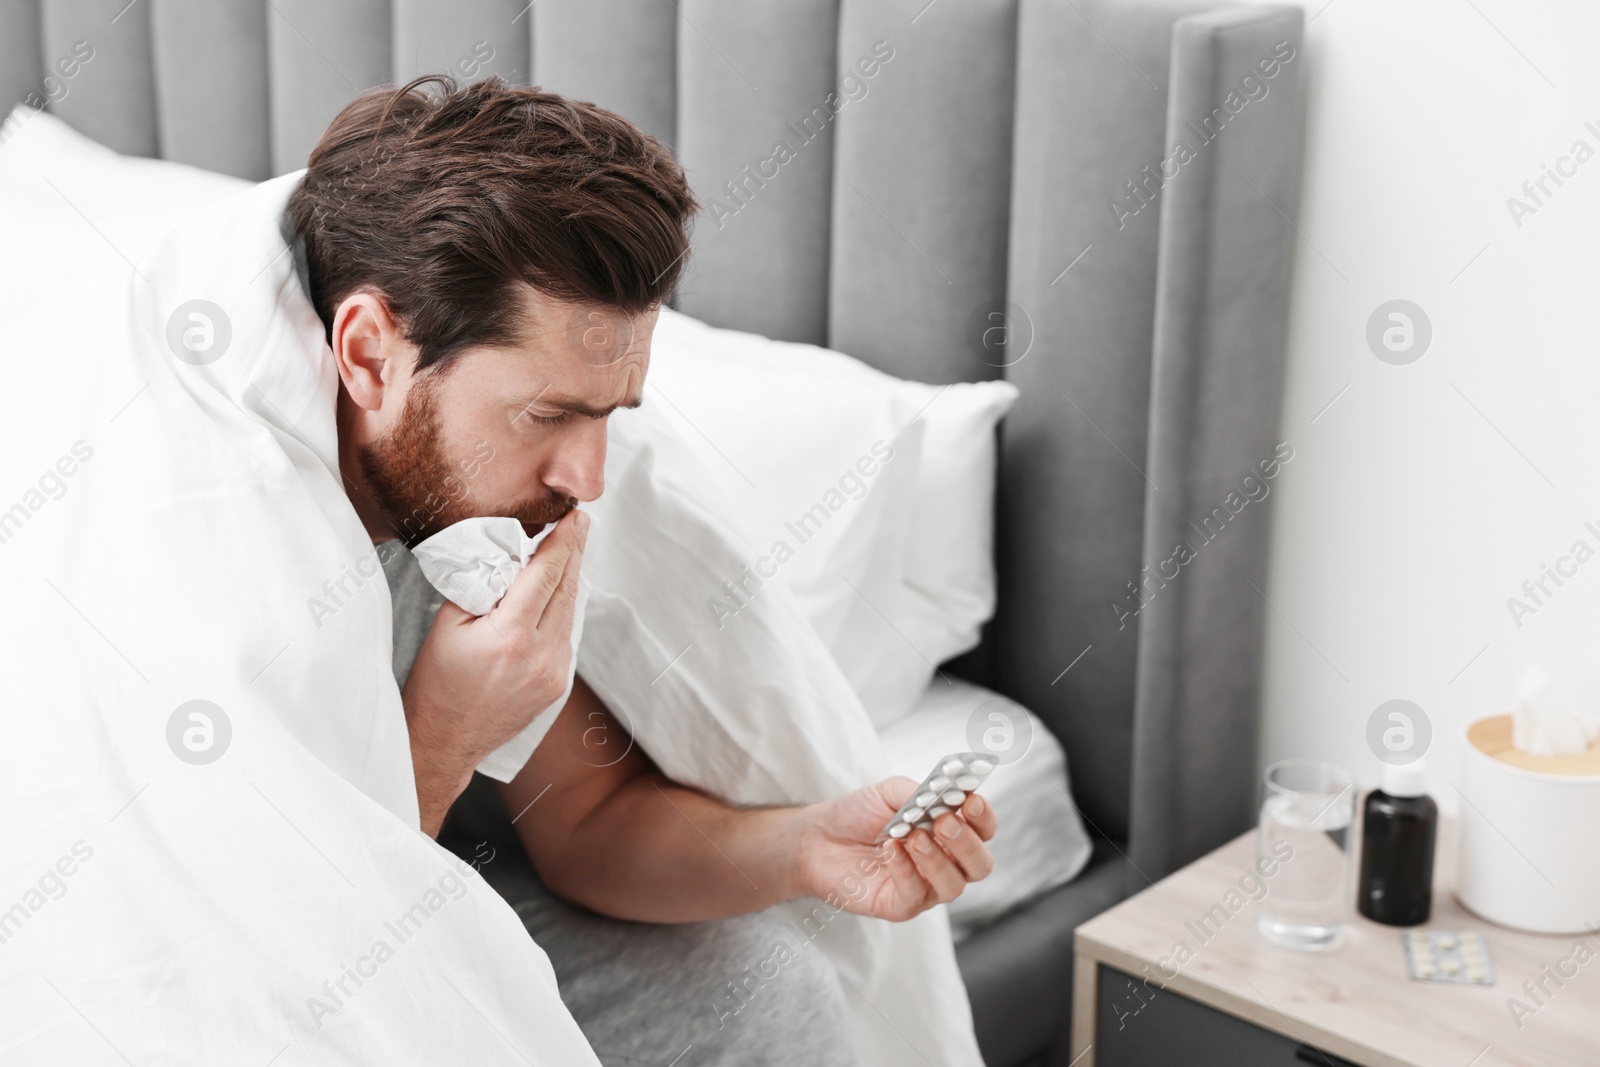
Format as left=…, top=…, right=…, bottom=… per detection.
left=0, top=1, right=1305, bottom=1063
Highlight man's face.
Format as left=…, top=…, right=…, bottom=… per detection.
left=352, top=288, right=654, bottom=547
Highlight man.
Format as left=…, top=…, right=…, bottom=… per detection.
left=289, top=76, right=998, bottom=1065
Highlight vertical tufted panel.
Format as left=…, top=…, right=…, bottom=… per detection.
left=999, top=0, right=1201, bottom=841
left=674, top=0, right=838, bottom=344
left=828, top=0, right=1015, bottom=384
left=392, top=0, right=532, bottom=87
left=0, top=1, right=43, bottom=120
left=151, top=0, right=270, bottom=179
left=267, top=0, right=393, bottom=176
left=1129, top=5, right=1304, bottom=879
left=532, top=0, right=676, bottom=148
left=40, top=0, right=158, bottom=157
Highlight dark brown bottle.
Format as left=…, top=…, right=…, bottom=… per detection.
left=1357, top=760, right=1437, bottom=926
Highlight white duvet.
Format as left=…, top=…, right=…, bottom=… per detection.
left=0, top=171, right=603, bottom=1063
left=0, top=113, right=981, bottom=1067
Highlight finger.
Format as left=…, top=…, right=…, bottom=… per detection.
left=430, top=598, right=473, bottom=630
left=904, top=828, right=966, bottom=904
left=931, top=812, right=995, bottom=883
left=536, top=541, right=583, bottom=635
left=877, top=838, right=934, bottom=916
left=875, top=776, right=920, bottom=812
left=960, top=793, right=998, bottom=842
left=493, top=509, right=587, bottom=625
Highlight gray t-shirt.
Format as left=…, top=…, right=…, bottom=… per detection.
left=379, top=540, right=440, bottom=688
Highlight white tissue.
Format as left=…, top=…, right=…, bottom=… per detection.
left=413, top=515, right=556, bottom=615
left=1512, top=664, right=1600, bottom=758
left=409, top=515, right=588, bottom=781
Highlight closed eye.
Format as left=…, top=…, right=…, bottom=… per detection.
left=513, top=400, right=617, bottom=428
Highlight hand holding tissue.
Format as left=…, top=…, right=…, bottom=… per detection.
left=408, top=514, right=590, bottom=782
left=411, top=514, right=581, bottom=616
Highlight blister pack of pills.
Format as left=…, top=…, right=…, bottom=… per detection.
left=1402, top=929, right=1494, bottom=985
left=876, top=752, right=995, bottom=844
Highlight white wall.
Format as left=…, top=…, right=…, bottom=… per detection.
left=1257, top=0, right=1600, bottom=809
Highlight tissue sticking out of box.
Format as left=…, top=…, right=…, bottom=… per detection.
left=1512, top=665, right=1600, bottom=758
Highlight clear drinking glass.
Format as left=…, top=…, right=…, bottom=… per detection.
left=1255, top=759, right=1355, bottom=950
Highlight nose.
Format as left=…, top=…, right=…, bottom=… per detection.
left=546, top=417, right=608, bottom=503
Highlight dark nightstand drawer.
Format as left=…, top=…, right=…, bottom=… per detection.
left=1095, top=964, right=1365, bottom=1067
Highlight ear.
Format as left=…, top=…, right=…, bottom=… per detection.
left=331, top=291, right=410, bottom=412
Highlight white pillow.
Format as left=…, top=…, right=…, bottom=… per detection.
left=899, top=378, right=1019, bottom=664
left=0, top=108, right=249, bottom=266
left=645, top=310, right=929, bottom=725
left=580, top=398, right=888, bottom=802
left=648, top=309, right=1018, bottom=726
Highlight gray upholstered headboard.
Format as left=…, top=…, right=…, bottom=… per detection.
left=0, top=0, right=1304, bottom=880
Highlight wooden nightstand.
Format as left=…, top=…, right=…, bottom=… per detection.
left=1071, top=817, right=1600, bottom=1066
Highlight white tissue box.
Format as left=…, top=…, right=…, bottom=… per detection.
left=1456, top=713, right=1600, bottom=934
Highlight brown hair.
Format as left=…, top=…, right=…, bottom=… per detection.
left=286, top=75, right=697, bottom=376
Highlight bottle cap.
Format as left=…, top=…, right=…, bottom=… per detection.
left=1381, top=758, right=1429, bottom=798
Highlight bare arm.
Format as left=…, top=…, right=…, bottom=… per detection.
left=497, top=676, right=999, bottom=924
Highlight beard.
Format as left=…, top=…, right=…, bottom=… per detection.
left=356, top=373, right=576, bottom=548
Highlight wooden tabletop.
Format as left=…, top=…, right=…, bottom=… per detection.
left=1073, top=817, right=1600, bottom=1067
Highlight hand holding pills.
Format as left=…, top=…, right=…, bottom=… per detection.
left=876, top=752, right=996, bottom=843
left=794, top=752, right=999, bottom=922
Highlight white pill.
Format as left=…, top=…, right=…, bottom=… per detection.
left=970, top=759, right=993, bottom=775
left=942, top=758, right=966, bottom=775
left=941, top=790, right=966, bottom=806
left=1466, top=967, right=1487, bottom=981
left=1436, top=934, right=1457, bottom=949
left=1440, top=959, right=1460, bottom=974
left=955, top=775, right=979, bottom=791
left=927, top=805, right=951, bottom=818
left=1416, top=963, right=1435, bottom=978
left=928, top=776, right=952, bottom=792
left=901, top=807, right=925, bottom=824
left=916, top=791, right=938, bottom=808
left=888, top=822, right=911, bottom=838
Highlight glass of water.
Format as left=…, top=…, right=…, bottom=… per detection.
left=1256, top=759, right=1355, bottom=951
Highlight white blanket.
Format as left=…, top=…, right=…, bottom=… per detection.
left=0, top=173, right=600, bottom=1064
left=0, top=133, right=981, bottom=1065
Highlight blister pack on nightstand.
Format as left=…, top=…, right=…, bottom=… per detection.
left=1402, top=929, right=1494, bottom=985
left=876, top=752, right=994, bottom=844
